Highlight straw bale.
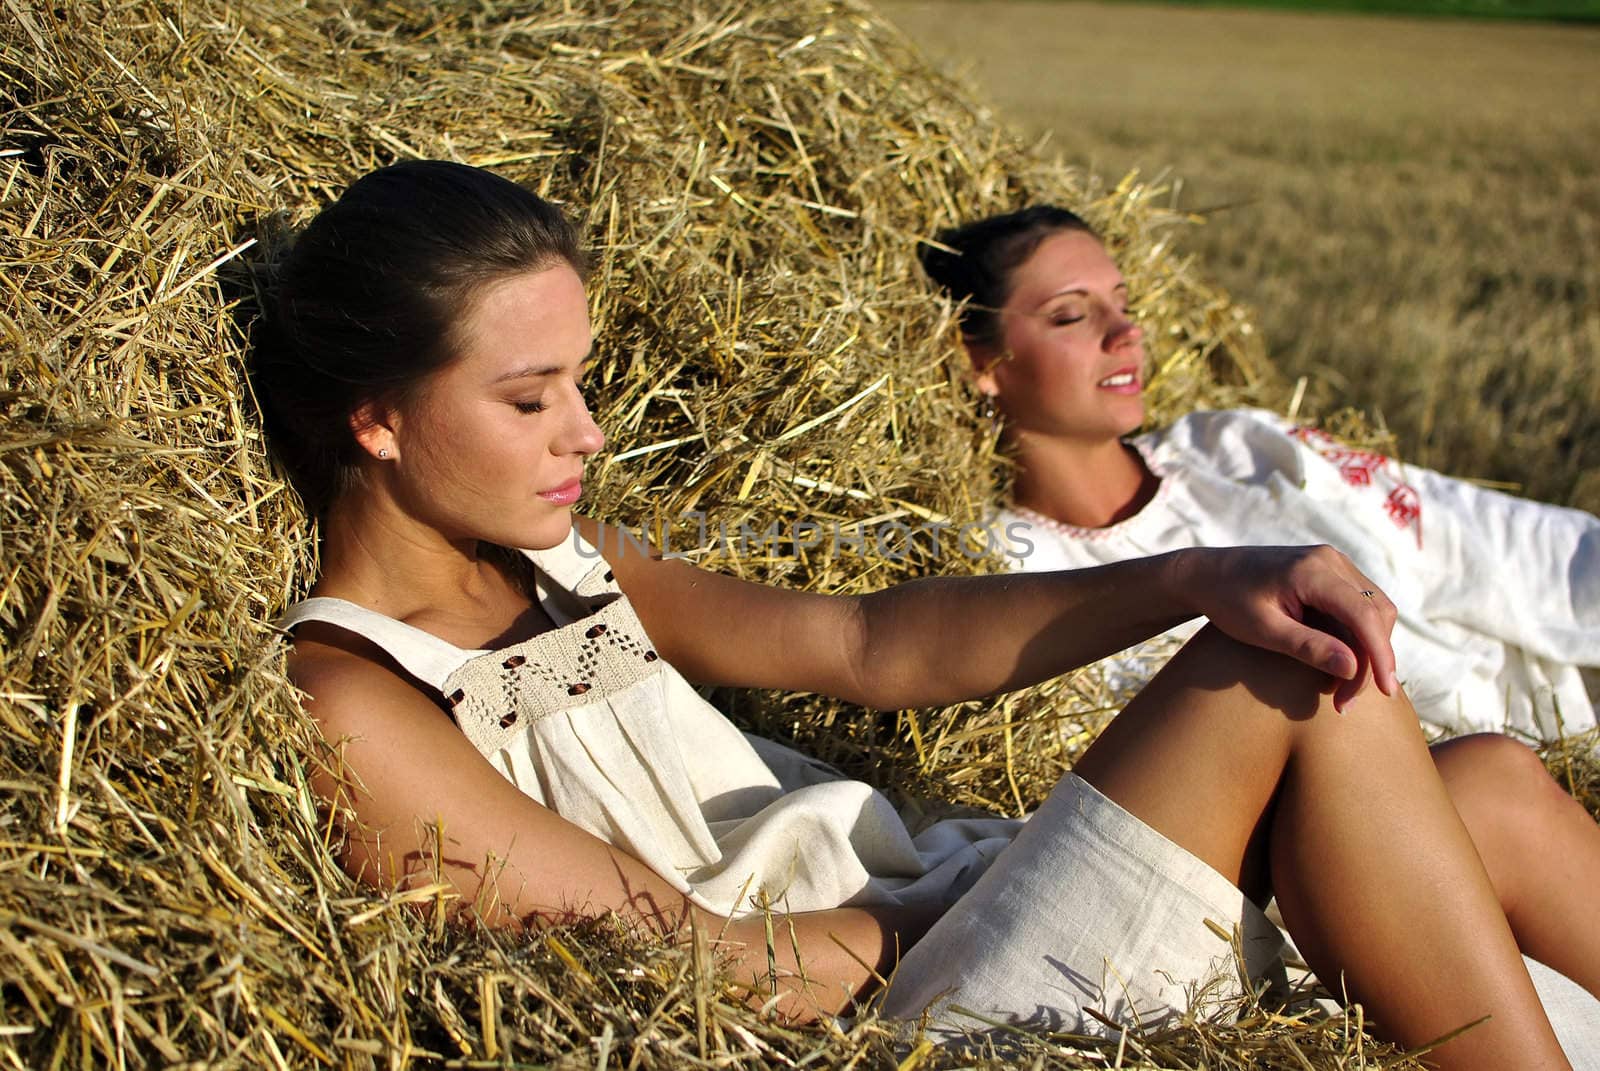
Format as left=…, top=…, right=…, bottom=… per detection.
left=4, top=0, right=1590, bottom=1066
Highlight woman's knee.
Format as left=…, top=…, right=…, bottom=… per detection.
left=1432, top=733, right=1555, bottom=807
left=1432, top=733, right=1569, bottom=899
left=1164, top=623, right=1416, bottom=731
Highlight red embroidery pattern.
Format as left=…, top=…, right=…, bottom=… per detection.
left=1331, top=450, right=1381, bottom=487
left=1289, top=426, right=1423, bottom=548
left=1385, top=485, right=1422, bottom=538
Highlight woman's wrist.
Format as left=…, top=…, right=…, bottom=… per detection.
left=1157, top=546, right=1211, bottom=620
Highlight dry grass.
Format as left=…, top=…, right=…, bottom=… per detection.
left=878, top=0, right=1600, bottom=512
left=2, top=0, right=1594, bottom=1067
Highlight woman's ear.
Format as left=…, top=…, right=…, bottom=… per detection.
left=966, top=339, right=1003, bottom=399
left=350, top=399, right=400, bottom=461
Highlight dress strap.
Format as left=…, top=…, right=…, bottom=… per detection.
left=276, top=597, right=477, bottom=691
left=521, top=529, right=623, bottom=624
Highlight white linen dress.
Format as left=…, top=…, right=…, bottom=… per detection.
left=279, top=529, right=1600, bottom=1053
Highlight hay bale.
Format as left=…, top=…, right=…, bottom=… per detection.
left=7, top=0, right=1559, bottom=1066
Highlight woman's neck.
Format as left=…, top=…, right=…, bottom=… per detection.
left=315, top=492, right=509, bottom=619
left=1008, top=433, right=1159, bottom=530
left=314, top=494, right=555, bottom=650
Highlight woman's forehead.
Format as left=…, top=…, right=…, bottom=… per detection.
left=452, top=265, right=593, bottom=373
left=1010, top=231, right=1121, bottom=304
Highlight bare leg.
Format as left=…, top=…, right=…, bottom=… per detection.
left=1433, top=733, right=1600, bottom=997
left=1071, top=625, right=1569, bottom=1071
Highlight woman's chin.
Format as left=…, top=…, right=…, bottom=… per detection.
left=1113, top=399, right=1147, bottom=436
left=519, top=513, right=576, bottom=551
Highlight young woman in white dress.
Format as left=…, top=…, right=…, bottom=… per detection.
left=254, top=161, right=1600, bottom=1069
left=920, top=206, right=1600, bottom=742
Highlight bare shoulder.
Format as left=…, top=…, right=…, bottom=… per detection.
left=286, top=621, right=445, bottom=734
left=282, top=606, right=712, bottom=929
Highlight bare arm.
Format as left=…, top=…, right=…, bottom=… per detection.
left=290, top=627, right=935, bottom=1020
left=850, top=544, right=1397, bottom=710
left=580, top=517, right=1398, bottom=713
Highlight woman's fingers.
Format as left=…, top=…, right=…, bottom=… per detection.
left=1262, top=605, right=1358, bottom=685
left=1186, top=544, right=1399, bottom=707
left=1296, top=547, right=1399, bottom=698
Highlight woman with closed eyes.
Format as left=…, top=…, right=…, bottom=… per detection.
left=920, top=205, right=1600, bottom=745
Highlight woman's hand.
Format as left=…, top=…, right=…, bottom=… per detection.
left=1167, top=544, right=1399, bottom=711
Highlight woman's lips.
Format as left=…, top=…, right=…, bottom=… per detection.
left=1097, top=369, right=1142, bottom=394
left=538, top=479, right=583, bottom=505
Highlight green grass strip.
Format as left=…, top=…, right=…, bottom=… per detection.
left=1103, top=0, right=1600, bottom=22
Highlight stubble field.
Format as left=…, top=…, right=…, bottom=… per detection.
left=878, top=0, right=1600, bottom=513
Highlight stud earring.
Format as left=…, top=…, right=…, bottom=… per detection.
left=378, top=448, right=389, bottom=459
left=979, top=393, right=1001, bottom=434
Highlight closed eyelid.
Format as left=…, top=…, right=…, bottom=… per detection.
left=1037, top=299, right=1087, bottom=318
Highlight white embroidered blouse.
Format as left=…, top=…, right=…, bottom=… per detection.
left=997, top=409, right=1600, bottom=739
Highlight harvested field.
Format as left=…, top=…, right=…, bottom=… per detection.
left=879, top=0, right=1600, bottom=512
left=3, top=0, right=1596, bottom=1067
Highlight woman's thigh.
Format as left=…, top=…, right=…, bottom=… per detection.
left=1070, top=623, right=1423, bottom=902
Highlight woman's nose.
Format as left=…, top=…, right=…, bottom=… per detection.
left=1107, top=310, right=1143, bottom=350
left=566, top=393, right=606, bottom=457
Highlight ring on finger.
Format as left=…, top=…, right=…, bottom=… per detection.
left=1359, top=589, right=1377, bottom=599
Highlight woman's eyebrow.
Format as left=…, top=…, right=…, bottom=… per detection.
left=492, top=364, right=562, bottom=382
left=1028, top=287, right=1089, bottom=314
left=1025, top=279, right=1129, bottom=317
left=1037, top=279, right=1128, bottom=302
left=490, top=352, right=594, bottom=383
